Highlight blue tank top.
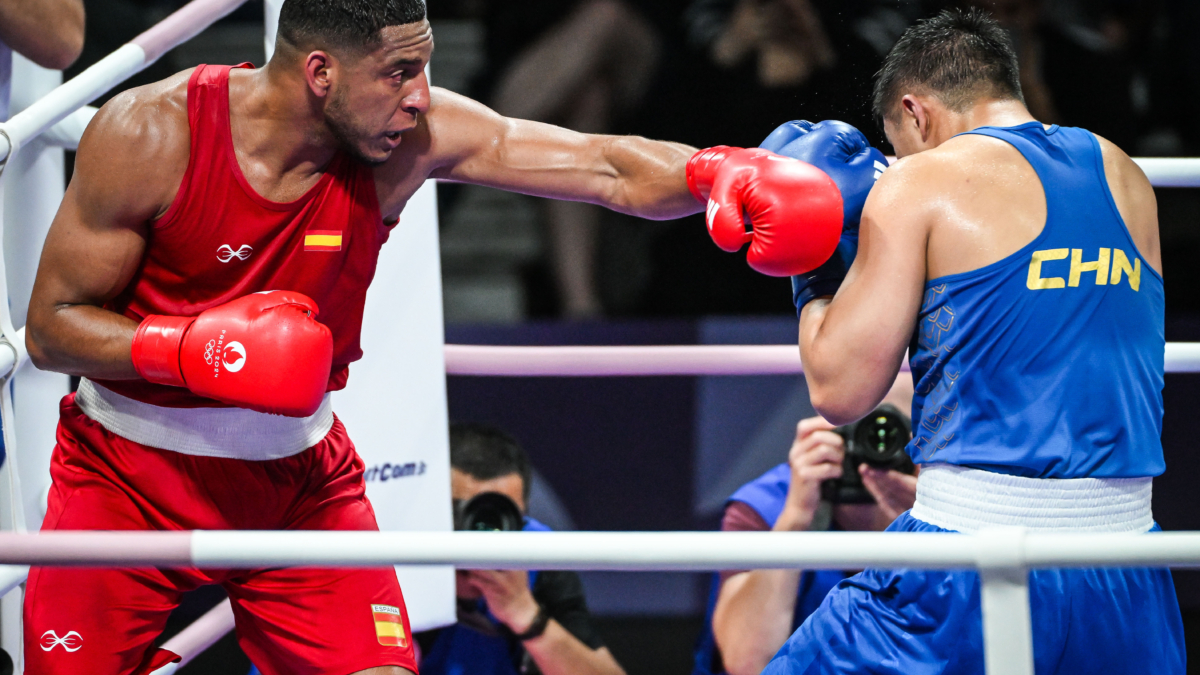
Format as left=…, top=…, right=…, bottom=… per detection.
left=906, top=122, right=1165, bottom=478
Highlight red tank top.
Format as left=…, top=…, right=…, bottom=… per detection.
left=95, top=64, right=392, bottom=408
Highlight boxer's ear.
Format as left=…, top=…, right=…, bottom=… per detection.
left=899, top=95, right=930, bottom=142
left=303, top=51, right=334, bottom=98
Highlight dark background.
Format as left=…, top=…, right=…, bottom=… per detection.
left=43, top=0, right=1200, bottom=673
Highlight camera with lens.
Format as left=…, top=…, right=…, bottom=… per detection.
left=821, top=403, right=915, bottom=504
left=454, top=491, right=524, bottom=532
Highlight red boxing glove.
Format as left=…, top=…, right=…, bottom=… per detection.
left=686, top=146, right=843, bottom=277
left=132, top=291, right=334, bottom=417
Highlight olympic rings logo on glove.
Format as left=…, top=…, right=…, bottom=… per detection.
left=204, top=339, right=216, bottom=364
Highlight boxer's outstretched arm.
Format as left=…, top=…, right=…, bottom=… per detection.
left=423, top=88, right=701, bottom=220
left=27, top=78, right=190, bottom=379
left=798, top=158, right=931, bottom=425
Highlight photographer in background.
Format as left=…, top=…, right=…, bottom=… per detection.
left=693, top=375, right=917, bottom=675
left=417, top=423, right=625, bottom=675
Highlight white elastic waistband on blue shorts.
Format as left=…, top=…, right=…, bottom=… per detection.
left=909, top=463, right=1153, bottom=534
left=75, top=377, right=334, bottom=461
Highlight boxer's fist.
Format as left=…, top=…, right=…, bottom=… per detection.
left=686, top=146, right=842, bottom=277
left=132, top=291, right=333, bottom=417
left=759, top=121, right=886, bottom=312
left=760, top=120, right=887, bottom=228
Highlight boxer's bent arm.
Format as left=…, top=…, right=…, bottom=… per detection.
left=27, top=84, right=189, bottom=379
left=0, top=0, right=83, bottom=69
left=425, top=88, right=700, bottom=220
left=799, top=160, right=929, bottom=425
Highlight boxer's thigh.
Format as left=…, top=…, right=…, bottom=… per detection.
left=24, top=565, right=185, bottom=675
left=763, top=567, right=984, bottom=675
left=225, top=566, right=417, bottom=675
left=225, top=421, right=416, bottom=674
left=26, top=442, right=188, bottom=674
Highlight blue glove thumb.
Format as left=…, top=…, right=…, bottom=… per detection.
left=765, top=120, right=887, bottom=229
left=759, top=120, right=816, bottom=155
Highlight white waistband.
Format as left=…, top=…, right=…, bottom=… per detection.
left=75, top=378, right=334, bottom=460
left=909, top=463, right=1153, bottom=534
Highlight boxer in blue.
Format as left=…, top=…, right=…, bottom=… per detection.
left=758, top=7, right=1186, bottom=674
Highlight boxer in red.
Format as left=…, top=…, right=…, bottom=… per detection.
left=21, top=0, right=843, bottom=673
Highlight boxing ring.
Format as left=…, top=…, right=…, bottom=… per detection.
left=0, top=1, right=1196, bottom=674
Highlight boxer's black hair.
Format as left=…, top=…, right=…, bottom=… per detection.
left=449, top=423, right=532, bottom=503
left=276, top=0, right=426, bottom=54
left=872, top=8, right=1023, bottom=124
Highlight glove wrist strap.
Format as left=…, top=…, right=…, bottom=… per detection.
left=792, top=277, right=844, bottom=317
left=686, top=146, right=736, bottom=202
left=132, top=315, right=193, bottom=387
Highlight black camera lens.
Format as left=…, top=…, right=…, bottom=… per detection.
left=852, top=404, right=911, bottom=467
left=824, top=403, right=915, bottom=504
left=454, top=492, right=524, bottom=532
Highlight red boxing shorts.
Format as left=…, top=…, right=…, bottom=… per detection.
left=23, top=394, right=418, bottom=675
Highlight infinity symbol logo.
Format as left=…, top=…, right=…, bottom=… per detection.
left=41, top=630, right=82, bottom=652
left=216, top=244, right=253, bottom=263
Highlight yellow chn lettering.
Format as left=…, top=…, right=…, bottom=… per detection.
left=1028, top=248, right=1140, bottom=291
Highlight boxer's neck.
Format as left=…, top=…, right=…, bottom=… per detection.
left=229, top=63, right=341, bottom=182
left=931, top=98, right=1037, bottom=148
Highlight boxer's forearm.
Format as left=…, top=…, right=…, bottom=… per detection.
left=712, top=570, right=803, bottom=675
left=26, top=304, right=140, bottom=379
left=596, top=136, right=700, bottom=220
left=427, top=91, right=701, bottom=220
left=799, top=298, right=903, bottom=425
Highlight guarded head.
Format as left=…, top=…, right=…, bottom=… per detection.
left=275, top=0, right=431, bottom=165
left=872, top=8, right=1023, bottom=157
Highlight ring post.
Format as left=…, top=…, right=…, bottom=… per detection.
left=976, top=529, right=1034, bottom=675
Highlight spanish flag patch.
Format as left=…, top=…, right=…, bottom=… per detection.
left=304, top=230, right=343, bottom=252
left=372, top=604, right=407, bottom=648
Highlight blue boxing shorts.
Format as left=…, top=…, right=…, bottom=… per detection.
left=763, top=465, right=1186, bottom=675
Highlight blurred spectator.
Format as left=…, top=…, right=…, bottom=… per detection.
left=692, top=376, right=916, bottom=675
left=417, top=423, right=625, bottom=675
left=687, top=0, right=835, bottom=89
left=1035, top=0, right=1143, bottom=148
left=967, top=0, right=1060, bottom=122
left=483, top=1, right=662, bottom=319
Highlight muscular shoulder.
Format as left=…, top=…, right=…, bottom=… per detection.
left=873, top=134, right=1038, bottom=223
left=75, top=69, right=193, bottom=218
left=85, top=69, right=190, bottom=157
left=423, top=86, right=508, bottom=170
left=1094, top=134, right=1160, bottom=271
left=859, top=148, right=946, bottom=234
left=371, top=87, right=497, bottom=216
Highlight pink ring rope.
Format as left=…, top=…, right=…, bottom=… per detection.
left=443, top=343, right=1200, bottom=377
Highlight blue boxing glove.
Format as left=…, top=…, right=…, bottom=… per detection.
left=759, top=120, right=888, bottom=314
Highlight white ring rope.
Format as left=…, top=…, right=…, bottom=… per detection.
left=1, top=530, right=1199, bottom=570
left=0, top=0, right=248, bottom=164
left=444, top=342, right=1200, bottom=376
